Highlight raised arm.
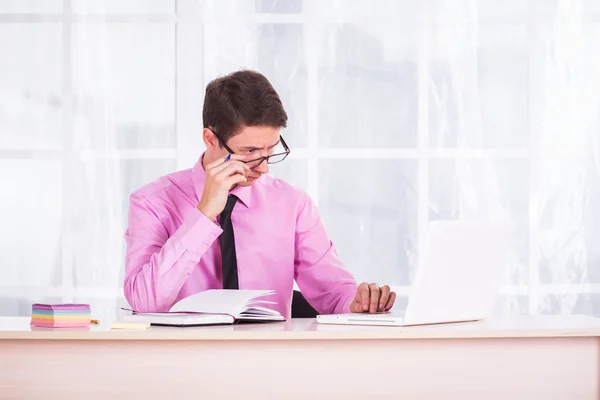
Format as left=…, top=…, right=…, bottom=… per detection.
left=124, top=155, right=250, bottom=312
left=124, top=192, right=222, bottom=312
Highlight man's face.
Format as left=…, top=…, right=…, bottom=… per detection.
left=220, top=125, right=282, bottom=186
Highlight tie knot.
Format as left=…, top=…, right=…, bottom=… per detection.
left=222, top=194, right=238, bottom=214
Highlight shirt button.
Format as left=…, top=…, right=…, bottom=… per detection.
left=202, top=244, right=208, bottom=250
left=209, top=234, right=215, bottom=240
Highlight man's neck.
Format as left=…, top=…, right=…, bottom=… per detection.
left=201, top=152, right=217, bottom=170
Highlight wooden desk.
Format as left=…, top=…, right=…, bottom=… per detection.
left=1, top=315, right=600, bottom=399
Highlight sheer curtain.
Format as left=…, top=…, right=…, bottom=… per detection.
left=1, top=0, right=599, bottom=319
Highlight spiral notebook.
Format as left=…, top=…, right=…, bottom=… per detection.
left=121, top=289, right=284, bottom=326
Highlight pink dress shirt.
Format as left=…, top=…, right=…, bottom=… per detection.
left=124, top=155, right=358, bottom=319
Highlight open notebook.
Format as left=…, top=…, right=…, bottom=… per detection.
left=121, top=289, right=284, bottom=326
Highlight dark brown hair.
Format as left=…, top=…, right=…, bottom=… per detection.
left=202, top=70, right=288, bottom=142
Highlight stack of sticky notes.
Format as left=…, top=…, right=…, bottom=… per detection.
left=31, top=303, right=91, bottom=328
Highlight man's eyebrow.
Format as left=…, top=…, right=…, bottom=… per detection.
left=240, top=139, right=281, bottom=151
left=268, top=139, right=281, bottom=149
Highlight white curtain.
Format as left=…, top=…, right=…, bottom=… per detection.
left=1, top=0, right=599, bottom=319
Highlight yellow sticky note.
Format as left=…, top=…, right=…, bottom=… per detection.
left=110, top=321, right=150, bottom=330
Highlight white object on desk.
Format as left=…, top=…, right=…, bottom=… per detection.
left=316, top=312, right=406, bottom=326
left=318, top=220, right=512, bottom=327
left=123, top=289, right=284, bottom=326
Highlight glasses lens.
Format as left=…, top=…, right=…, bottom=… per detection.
left=246, top=157, right=266, bottom=169
left=267, top=153, right=288, bottom=164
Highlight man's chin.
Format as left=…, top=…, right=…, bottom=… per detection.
left=239, top=176, right=260, bottom=186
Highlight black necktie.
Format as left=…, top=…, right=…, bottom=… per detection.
left=220, top=194, right=239, bottom=289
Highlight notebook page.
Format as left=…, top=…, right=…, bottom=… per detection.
left=170, top=289, right=275, bottom=316
left=242, top=306, right=281, bottom=316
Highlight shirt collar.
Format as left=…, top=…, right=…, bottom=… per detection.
left=192, top=153, right=253, bottom=209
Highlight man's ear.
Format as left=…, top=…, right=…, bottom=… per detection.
left=203, top=128, right=219, bottom=150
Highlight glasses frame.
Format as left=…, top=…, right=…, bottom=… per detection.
left=210, top=128, right=291, bottom=168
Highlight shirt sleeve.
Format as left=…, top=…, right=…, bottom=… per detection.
left=293, top=192, right=358, bottom=314
left=123, top=191, right=222, bottom=312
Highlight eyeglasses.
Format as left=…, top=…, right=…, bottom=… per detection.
left=210, top=129, right=290, bottom=169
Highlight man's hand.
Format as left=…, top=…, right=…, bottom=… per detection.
left=197, top=155, right=249, bottom=221
left=349, top=282, right=396, bottom=313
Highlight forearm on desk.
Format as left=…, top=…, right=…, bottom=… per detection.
left=295, top=250, right=357, bottom=314
left=293, top=193, right=358, bottom=315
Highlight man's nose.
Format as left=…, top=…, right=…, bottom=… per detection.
left=254, top=159, right=269, bottom=174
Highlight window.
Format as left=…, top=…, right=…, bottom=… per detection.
left=2, top=0, right=599, bottom=318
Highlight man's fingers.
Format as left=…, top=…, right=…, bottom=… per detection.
left=368, top=283, right=379, bottom=313
left=205, top=154, right=247, bottom=170
left=351, top=283, right=395, bottom=313
left=204, top=155, right=229, bottom=170
left=385, top=292, right=397, bottom=311
left=215, top=163, right=248, bottom=181
left=350, top=291, right=363, bottom=313
left=211, top=160, right=249, bottom=175
left=378, top=285, right=390, bottom=312
left=358, top=282, right=370, bottom=312
left=224, top=173, right=247, bottom=187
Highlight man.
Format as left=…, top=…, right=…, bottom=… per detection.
left=124, top=70, right=396, bottom=319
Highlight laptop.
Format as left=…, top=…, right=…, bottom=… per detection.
left=316, top=220, right=512, bottom=327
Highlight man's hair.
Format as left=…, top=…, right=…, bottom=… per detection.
left=202, top=70, right=288, bottom=142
